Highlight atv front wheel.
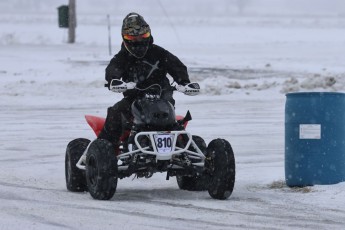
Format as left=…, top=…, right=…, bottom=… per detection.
left=86, top=139, right=118, bottom=200
left=176, top=135, right=208, bottom=191
left=206, top=138, right=235, bottom=200
left=65, top=138, right=90, bottom=192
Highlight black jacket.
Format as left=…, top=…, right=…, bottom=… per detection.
left=105, top=39, right=190, bottom=99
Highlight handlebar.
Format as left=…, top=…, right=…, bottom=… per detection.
left=107, top=79, right=200, bottom=96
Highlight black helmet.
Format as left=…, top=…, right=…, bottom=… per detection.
left=122, top=12, right=151, bottom=58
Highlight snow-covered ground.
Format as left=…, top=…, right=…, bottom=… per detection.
left=1, top=0, right=345, bottom=229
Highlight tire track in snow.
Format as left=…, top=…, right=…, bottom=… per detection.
left=1, top=180, right=344, bottom=229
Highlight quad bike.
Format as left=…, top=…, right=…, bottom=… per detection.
left=65, top=80, right=235, bottom=200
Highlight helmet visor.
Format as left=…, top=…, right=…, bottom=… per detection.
left=123, top=32, right=151, bottom=41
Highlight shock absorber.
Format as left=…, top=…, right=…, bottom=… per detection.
left=127, top=125, right=138, bottom=152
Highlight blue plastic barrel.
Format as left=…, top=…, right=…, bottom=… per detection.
left=285, top=92, right=345, bottom=186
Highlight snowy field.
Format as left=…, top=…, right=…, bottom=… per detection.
left=1, top=0, right=345, bottom=229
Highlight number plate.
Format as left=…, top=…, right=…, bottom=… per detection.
left=154, top=134, right=174, bottom=154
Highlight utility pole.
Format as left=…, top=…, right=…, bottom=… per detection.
left=107, top=15, right=112, bottom=56
left=68, top=0, right=76, bottom=43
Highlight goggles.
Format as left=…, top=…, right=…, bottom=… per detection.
left=123, top=32, right=151, bottom=41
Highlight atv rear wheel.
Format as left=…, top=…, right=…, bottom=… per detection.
left=86, top=139, right=118, bottom=200
left=176, top=135, right=208, bottom=191
left=176, top=175, right=208, bottom=191
left=65, top=138, right=90, bottom=192
left=206, top=139, right=235, bottom=200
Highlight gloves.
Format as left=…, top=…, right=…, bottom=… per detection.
left=176, top=84, right=187, bottom=93
left=126, top=82, right=136, bottom=89
left=110, top=79, right=136, bottom=93
left=176, top=82, right=200, bottom=96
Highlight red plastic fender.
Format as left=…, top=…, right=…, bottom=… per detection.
left=85, top=115, right=105, bottom=137
left=85, top=114, right=188, bottom=137
left=176, top=115, right=188, bottom=129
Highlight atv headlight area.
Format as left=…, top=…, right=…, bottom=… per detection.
left=125, top=131, right=205, bottom=162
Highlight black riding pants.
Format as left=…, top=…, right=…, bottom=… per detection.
left=98, top=97, right=132, bottom=146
